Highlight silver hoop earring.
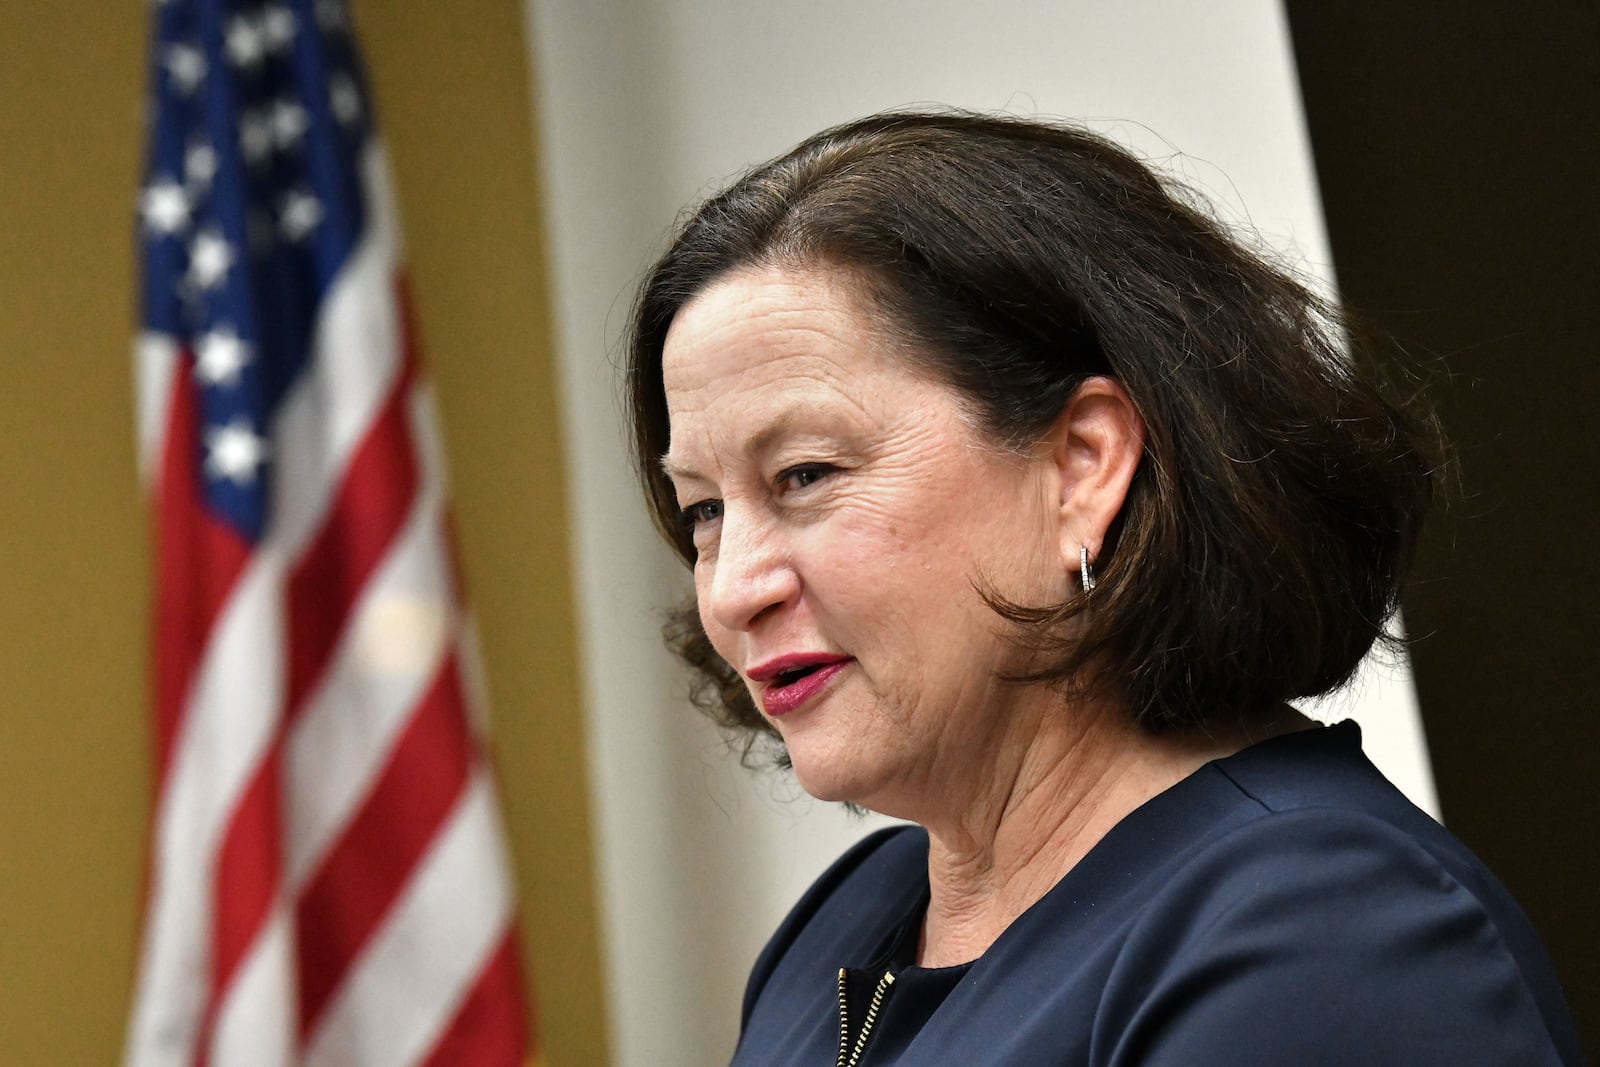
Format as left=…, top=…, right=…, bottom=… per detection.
left=1079, top=546, right=1096, bottom=593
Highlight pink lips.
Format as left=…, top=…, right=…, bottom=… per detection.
left=747, top=653, right=852, bottom=717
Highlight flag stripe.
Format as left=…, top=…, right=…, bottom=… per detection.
left=420, top=928, right=529, bottom=1067
left=137, top=333, right=180, bottom=487
left=197, top=746, right=284, bottom=1064
left=283, top=421, right=455, bottom=889
left=285, top=351, right=419, bottom=722
left=303, top=772, right=516, bottom=1067
left=151, top=351, right=253, bottom=790
left=267, top=152, right=407, bottom=564
left=206, top=905, right=294, bottom=1067
left=128, top=552, right=286, bottom=1066
left=296, top=650, right=475, bottom=1037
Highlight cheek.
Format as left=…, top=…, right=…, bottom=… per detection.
left=802, top=518, right=916, bottom=615
left=814, top=516, right=970, bottom=643
left=838, top=472, right=1061, bottom=650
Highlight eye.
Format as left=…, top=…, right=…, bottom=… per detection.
left=778, top=463, right=837, bottom=492
left=676, top=498, right=723, bottom=529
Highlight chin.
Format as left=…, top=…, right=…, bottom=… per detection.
left=786, top=747, right=881, bottom=808
left=788, top=763, right=860, bottom=806
left=777, top=703, right=909, bottom=809
left=788, top=750, right=908, bottom=814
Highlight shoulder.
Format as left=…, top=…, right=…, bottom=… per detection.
left=739, top=824, right=926, bottom=1028
left=1098, top=805, right=1583, bottom=1065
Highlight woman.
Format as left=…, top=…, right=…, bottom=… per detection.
left=626, top=112, right=1584, bottom=1065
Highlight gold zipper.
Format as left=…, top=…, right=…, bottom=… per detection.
left=835, top=967, right=897, bottom=1067
left=834, top=969, right=850, bottom=1067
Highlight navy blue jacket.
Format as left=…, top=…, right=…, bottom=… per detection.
left=732, top=723, right=1585, bottom=1065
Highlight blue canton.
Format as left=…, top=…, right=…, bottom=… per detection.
left=139, top=0, right=373, bottom=541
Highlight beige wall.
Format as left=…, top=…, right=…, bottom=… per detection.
left=0, top=3, right=606, bottom=1063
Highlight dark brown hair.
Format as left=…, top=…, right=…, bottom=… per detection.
left=627, top=109, right=1438, bottom=760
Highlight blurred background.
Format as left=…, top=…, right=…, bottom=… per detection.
left=0, top=1, right=1592, bottom=1064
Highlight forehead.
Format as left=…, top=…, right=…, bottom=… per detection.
left=661, top=265, right=904, bottom=417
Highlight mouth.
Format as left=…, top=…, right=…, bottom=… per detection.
left=772, top=663, right=824, bottom=687
left=748, top=654, right=852, bottom=717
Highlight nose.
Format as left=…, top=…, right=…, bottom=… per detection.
left=703, top=505, right=799, bottom=633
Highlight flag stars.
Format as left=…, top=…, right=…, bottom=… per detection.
left=185, top=141, right=217, bottom=190
left=315, top=0, right=348, bottom=31
left=261, top=5, right=298, bottom=52
left=279, top=189, right=323, bottom=241
left=240, top=101, right=308, bottom=164
left=187, top=229, right=234, bottom=291
left=328, top=74, right=362, bottom=126
left=195, top=327, right=252, bottom=387
left=271, top=99, right=309, bottom=150
left=163, top=44, right=206, bottom=95
left=226, top=15, right=267, bottom=70
left=140, top=179, right=191, bottom=235
left=204, top=417, right=270, bottom=486
left=239, top=109, right=274, bottom=164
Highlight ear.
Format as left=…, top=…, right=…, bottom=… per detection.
left=1043, top=376, right=1145, bottom=568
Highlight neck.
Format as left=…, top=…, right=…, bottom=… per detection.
left=914, top=699, right=1311, bottom=967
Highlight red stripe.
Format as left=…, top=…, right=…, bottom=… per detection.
left=283, top=358, right=419, bottom=727
left=148, top=350, right=256, bottom=1065
left=295, top=651, right=476, bottom=1039
left=213, top=749, right=285, bottom=996
left=193, top=745, right=286, bottom=1066
left=152, top=351, right=252, bottom=789
left=419, top=927, right=529, bottom=1067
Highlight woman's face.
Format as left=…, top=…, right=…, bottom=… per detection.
left=661, top=265, right=1071, bottom=817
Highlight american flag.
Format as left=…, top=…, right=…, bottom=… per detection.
left=128, top=1, right=533, bottom=1063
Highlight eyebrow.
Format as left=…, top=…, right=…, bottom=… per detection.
left=658, top=408, right=819, bottom=483
left=658, top=454, right=698, bottom=481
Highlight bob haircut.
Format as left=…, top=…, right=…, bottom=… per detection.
left=627, top=110, right=1437, bottom=758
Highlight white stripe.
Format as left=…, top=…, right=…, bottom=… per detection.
left=302, top=770, right=516, bottom=1067
left=126, top=143, right=409, bottom=1066
left=135, top=331, right=179, bottom=486
left=406, top=381, right=497, bottom=745
left=272, top=145, right=407, bottom=559
left=209, top=904, right=296, bottom=1067
left=124, top=553, right=287, bottom=1067
left=285, top=384, right=454, bottom=887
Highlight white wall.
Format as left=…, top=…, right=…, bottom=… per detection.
left=521, top=3, right=1437, bottom=1063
